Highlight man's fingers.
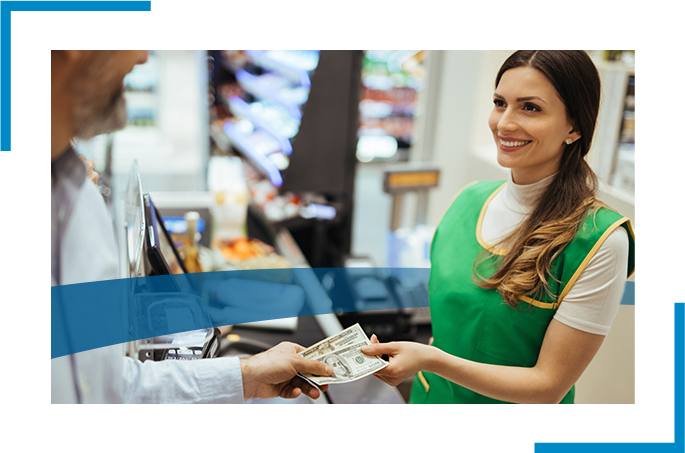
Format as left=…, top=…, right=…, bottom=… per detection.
left=290, top=343, right=305, bottom=353
left=291, top=376, right=321, bottom=400
left=297, top=357, right=333, bottom=377
left=279, top=383, right=302, bottom=399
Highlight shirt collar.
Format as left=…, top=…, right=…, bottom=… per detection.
left=502, top=172, right=556, bottom=215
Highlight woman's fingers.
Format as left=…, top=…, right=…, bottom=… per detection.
left=361, top=341, right=395, bottom=357
left=372, top=372, right=392, bottom=385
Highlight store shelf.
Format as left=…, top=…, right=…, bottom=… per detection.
left=213, top=121, right=284, bottom=187
left=235, top=69, right=303, bottom=120
left=227, top=95, right=293, bottom=155
left=244, top=50, right=314, bottom=88
left=356, top=51, right=425, bottom=163
left=210, top=50, right=362, bottom=267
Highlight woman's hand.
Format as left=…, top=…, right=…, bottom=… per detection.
left=360, top=334, right=434, bottom=387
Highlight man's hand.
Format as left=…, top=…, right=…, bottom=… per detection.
left=239, top=342, right=333, bottom=400
left=78, top=153, right=99, bottom=185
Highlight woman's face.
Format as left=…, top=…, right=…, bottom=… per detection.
left=488, top=66, right=580, bottom=185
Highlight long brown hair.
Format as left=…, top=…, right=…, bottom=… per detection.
left=475, top=50, right=602, bottom=307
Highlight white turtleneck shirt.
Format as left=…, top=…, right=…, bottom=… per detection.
left=480, top=173, right=629, bottom=336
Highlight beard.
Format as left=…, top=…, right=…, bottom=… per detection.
left=71, top=52, right=129, bottom=140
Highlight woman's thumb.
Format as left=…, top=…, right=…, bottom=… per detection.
left=361, top=342, right=386, bottom=356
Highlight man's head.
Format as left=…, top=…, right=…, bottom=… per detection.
left=52, top=50, right=148, bottom=160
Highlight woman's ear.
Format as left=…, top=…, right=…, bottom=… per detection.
left=566, top=122, right=581, bottom=144
left=568, top=129, right=581, bottom=143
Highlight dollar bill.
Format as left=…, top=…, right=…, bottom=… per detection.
left=299, top=323, right=369, bottom=359
left=298, top=323, right=388, bottom=386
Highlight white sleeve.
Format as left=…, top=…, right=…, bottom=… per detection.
left=121, top=355, right=245, bottom=403
left=553, top=226, right=630, bottom=336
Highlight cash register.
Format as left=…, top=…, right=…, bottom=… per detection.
left=124, top=161, right=220, bottom=362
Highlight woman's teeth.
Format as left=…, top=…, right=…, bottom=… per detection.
left=501, top=140, right=531, bottom=147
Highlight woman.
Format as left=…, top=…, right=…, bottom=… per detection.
left=361, top=50, right=635, bottom=404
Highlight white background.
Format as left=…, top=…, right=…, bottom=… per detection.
left=0, top=0, right=681, bottom=452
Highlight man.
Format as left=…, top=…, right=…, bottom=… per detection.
left=51, top=50, right=331, bottom=403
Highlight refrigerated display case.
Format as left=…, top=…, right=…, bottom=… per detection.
left=357, top=50, right=427, bottom=163
left=208, top=50, right=363, bottom=268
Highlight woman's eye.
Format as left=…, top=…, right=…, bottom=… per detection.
left=493, top=99, right=505, bottom=107
left=523, top=103, right=541, bottom=112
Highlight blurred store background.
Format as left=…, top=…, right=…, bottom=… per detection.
left=75, top=50, right=635, bottom=403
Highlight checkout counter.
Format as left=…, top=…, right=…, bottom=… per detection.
left=98, top=50, right=442, bottom=404
left=114, top=163, right=406, bottom=404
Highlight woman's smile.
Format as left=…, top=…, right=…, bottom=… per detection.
left=498, top=136, right=532, bottom=151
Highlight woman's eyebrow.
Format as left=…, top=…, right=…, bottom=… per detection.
left=493, top=93, right=548, bottom=105
left=517, top=96, right=547, bottom=105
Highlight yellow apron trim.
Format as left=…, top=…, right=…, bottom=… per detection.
left=417, top=371, right=430, bottom=392
left=518, top=295, right=558, bottom=310
left=624, top=219, right=636, bottom=279
left=557, top=216, right=632, bottom=305
left=476, top=182, right=509, bottom=255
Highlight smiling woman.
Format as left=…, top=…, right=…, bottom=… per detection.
left=362, top=50, right=635, bottom=404
left=478, top=51, right=604, bottom=309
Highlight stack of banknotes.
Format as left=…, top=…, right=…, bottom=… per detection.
left=298, top=323, right=389, bottom=387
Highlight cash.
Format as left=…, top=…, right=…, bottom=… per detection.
left=298, top=323, right=388, bottom=386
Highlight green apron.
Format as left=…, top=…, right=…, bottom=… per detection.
left=409, top=181, right=635, bottom=404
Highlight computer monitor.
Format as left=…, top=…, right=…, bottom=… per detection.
left=143, top=192, right=189, bottom=276
left=142, top=192, right=199, bottom=296
left=141, top=192, right=219, bottom=360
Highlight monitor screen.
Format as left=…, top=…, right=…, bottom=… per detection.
left=143, top=193, right=195, bottom=293
left=147, top=194, right=187, bottom=275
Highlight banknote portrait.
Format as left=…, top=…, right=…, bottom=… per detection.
left=324, top=354, right=352, bottom=378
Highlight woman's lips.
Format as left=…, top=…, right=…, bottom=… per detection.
left=499, top=138, right=532, bottom=151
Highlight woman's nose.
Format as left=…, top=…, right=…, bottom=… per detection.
left=497, top=109, right=518, bottom=132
